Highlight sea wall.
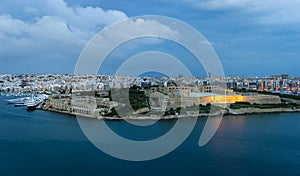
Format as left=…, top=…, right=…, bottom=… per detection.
left=246, top=95, right=281, bottom=104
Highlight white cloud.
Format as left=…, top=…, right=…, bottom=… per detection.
left=0, top=0, right=184, bottom=73
left=187, top=0, right=300, bottom=25
left=196, top=0, right=253, bottom=10
left=24, top=6, right=39, bottom=15
left=75, top=17, right=183, bottom=74
left=253, top=0, right=300, bottom=25
left=0, top=0, right=127, bottom=67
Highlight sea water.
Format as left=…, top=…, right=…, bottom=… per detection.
left=0, top=96, right=300, bottom=175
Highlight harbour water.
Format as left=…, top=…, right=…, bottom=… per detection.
left=1, top=95, right=300, bottom=175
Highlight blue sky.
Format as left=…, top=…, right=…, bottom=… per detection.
left=0, top=0, right=299, bottom=77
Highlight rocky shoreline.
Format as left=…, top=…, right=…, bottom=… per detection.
left=225, top=107, right=300, bottom=116
left=42, top=106, right=300, bottom=120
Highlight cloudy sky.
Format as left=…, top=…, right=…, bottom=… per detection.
left=0, top=0, right=299, bottom=77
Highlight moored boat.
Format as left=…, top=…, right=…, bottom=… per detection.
left=5, top=97, right=30, bottom=104
left=14, top=103, right=26, bottom=107
left=26, top=99, right=38, bottom=111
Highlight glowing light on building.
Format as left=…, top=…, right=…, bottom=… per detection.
left=199, top=95, right=248, bottom=104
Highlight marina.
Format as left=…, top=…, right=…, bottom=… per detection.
left=5, top=94, right=48, bottom=111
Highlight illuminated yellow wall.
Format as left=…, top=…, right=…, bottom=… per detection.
left=199, top=95, right=248, bottom=104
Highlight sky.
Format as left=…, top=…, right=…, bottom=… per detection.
left=0, top=0, right=299, bottom=77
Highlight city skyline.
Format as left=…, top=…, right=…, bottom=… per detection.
left=0, top=0, right=299, bottom=77
left=0, top=73, right=299, bottom=79
left=1, top=73, right=299, bottom=90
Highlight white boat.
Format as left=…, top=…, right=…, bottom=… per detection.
left=26, top=94, right=48, bottom=111
left=26, top=98, right=38, bottom=111
left=14, top=103, right=27, bottom=107
left=5, top=97, right=30, bottom=104
left=5, top=94, right=48, bottom=111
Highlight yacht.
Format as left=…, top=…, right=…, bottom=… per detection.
left=14, top=103, right=27, bottom=107
left=26, top=98, right=38, bottom=111
left=5, top=97, right=30, bottom=104
left=26, top=94, right=48, bottom=111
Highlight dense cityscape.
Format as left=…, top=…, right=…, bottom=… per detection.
left=1, top=73, right=299, bottom=119
left=0, top=74, right=299, bottom=94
